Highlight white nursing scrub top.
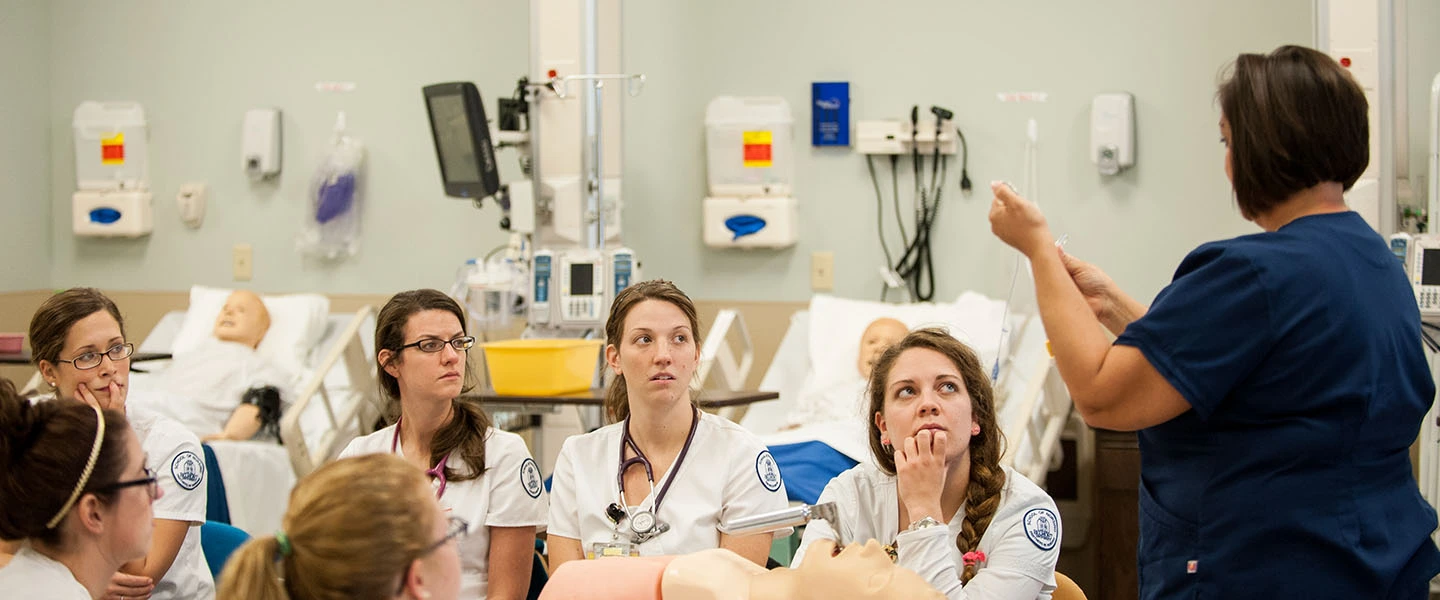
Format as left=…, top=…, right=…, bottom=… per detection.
left=548, top=411, right=791, bottom=556
left=128, top=403, right=215, bottom=600
left=340, top=425, right=549, bottom=599
left=795, top=463, right=1060, bottom=600
left=30, top=397, right=214, bottom=600
left=0, top=544, right=91, bottom=599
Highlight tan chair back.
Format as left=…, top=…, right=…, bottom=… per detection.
left=1053, top=572, right=1088, bottom=600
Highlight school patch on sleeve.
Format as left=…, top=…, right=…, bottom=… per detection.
left=171, top=451, right=205, bottom=491
left=1023, top=508, right=1059, bottom=551
left=755, top=450, right=782, bottom=492
left=520, top=458, right=543, bottom=499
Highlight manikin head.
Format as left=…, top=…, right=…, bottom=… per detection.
left=214, top=290, right=271, bottom=349
left=857, top=318, right=908, bottom=379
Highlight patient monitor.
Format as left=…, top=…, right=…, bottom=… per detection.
left=423, top=82, right=502, bottom=201
left=531, top=247, right=638, bottom=329
left=1406, top=234, right=1440, bottom=318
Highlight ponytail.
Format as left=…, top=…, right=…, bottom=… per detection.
left=216, top=537, right=289, bottom=600
left=217, top=454, right=435, bottom=600
left=604, top=374, right=629, bottom=424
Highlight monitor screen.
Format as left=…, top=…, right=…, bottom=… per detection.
left=427, top=94, right=481, bottom=184
left=1423, top=249, right=1440, bottom=286
left=570, top=263, right=594, bottom=296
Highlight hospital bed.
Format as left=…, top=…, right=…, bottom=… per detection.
left=737, top=293, right=1091, bottom=547
left=130, top=303, right=380, bottom=535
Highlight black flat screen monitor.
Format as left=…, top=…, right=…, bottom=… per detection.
left=423, top=82, right=501, bottom=199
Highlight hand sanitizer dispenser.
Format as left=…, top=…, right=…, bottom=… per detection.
left=1090, top=93, right=1135, bottom=176
left=242, top=108, right=282, bottom=180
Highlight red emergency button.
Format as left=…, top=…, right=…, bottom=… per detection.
left=1340, top=57, right=1352, bottom=67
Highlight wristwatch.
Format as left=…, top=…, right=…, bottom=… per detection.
left=906, top=516, right=943, bottom=532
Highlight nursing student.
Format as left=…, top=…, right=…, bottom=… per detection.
left=27, top=288, right=212, bottom=600
left=0, top=381, right=160, bottom=599
left=546, top=280, right=790, bottom=571
left=218, top=453, right=464, bottom=600
left=795, top=328, right=1061, bottom=599
left=340, top=289, right=547, bottom=599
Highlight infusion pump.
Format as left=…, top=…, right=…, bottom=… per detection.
left=530, top=247, right=638, bottom=329
left=1396, top=233, right=1440, bottom=318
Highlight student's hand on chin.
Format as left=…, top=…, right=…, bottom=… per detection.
left=895, top=429, right=947, bottom=520
left=75, top=381, right=125, bottom=411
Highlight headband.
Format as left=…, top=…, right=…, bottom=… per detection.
left=46, top=404, right=107, bottom=529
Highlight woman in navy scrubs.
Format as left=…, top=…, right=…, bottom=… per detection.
left=989, top=45, right=1440, bottom=598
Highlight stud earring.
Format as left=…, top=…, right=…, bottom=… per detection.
left=971, top=424, right=980, bottom=435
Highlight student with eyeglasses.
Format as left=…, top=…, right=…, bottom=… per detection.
left=340, top=289, right=546, bottom=599
left=14, top=288, right=213, bottom=600
left=217, top=453, right=465, bottom=600
left=0, top=377, right=162, bottom=599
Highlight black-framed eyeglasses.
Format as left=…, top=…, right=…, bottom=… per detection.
left=398, top=337, right=475, bottom=354
left=396, top=516, right=469, bottom=594
left=95, top=466, right=159, bottom=500
left=56, top=343, right=134, bottom=371
left=426, top=515, right=470, bottom=552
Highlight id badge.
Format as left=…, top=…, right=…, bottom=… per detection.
left=586, top=541, right=639, bottom=559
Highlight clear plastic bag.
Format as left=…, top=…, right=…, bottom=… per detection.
left=297, top=114, right=364, bottom=259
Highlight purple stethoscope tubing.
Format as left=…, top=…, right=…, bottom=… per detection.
left=392, top=418, right=453, bottom=498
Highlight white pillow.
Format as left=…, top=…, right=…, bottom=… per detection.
left=171, top=285, right=331, bottom=368
left=805, top=292, right=1008, bottom=392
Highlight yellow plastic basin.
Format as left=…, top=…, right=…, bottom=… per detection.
left=482, top=338, right=603, bottom=395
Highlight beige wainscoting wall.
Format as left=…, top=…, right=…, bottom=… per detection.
left=1, top=288, right=805, bottom=395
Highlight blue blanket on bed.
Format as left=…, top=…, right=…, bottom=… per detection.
left=768, top=441, right=858, bottom=504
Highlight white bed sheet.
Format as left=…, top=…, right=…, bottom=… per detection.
left=137, top=311, right=375, bottom=459
left=134, top=310, right=375, bottom=534
left=747, top=293, right=1062, bottom=479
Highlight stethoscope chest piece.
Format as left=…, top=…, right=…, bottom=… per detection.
left=629, top=510, right=656, bottom=535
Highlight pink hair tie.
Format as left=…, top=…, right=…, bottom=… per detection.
left=962, top=550, right=987, bottom=567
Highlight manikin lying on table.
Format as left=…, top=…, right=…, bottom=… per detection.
left=136, top=290, right=299, bottom=441
left=540, top=539, right=943, bottom=600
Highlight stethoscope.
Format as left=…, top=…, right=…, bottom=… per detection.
left=607, top=406, right=700, bottom=544
left=391, top=418, right=452, bottom=499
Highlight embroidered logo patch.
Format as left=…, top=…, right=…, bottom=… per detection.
left=755, top=451, right=782, bottom=492
left=520, top=458, right=543, bottom=499
left=171, top=451, right=204, bottom=491
left=1022, top=508, right=1059, bottom=551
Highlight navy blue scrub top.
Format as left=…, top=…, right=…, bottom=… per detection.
left=1116, top=212, right=1440, bottom=599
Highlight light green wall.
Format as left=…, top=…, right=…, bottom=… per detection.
left=624, top=0, right=1312, bottom=303
left=1407, top=0, right=1440, bottom=216
left=1, top=0, right=51, bottom=291
left=39, top=1, right=1423, bottom=306
left=47, top=0, right=528, bottom=294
